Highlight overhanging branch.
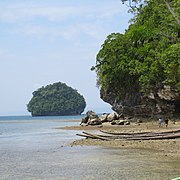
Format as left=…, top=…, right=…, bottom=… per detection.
left=163, top=0, right=180, bottom=26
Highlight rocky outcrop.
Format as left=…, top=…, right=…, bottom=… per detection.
left=100, top=82, right=180, bottom=118
left=80, top=111, right=130, bottom=126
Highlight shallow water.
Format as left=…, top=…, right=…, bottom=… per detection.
left=0, top=116, right=179, bottom=180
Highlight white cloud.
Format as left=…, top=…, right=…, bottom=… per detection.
left=1, top=1, right=131, bottom=41
left=10, top=22, right=108, bottom=42
left=0, top=2, right=127, bottom=23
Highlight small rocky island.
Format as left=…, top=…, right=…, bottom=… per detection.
left=27, top=82, right=86, bottom=116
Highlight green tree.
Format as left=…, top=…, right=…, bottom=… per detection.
left=92, top=0, right=180, bottom=98
left=120, top=0, right=180, bottom=26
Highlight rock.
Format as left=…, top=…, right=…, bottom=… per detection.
left=118, top=120, right=125, bottom=125
left=137, top=119, right=142, bottom=123
left=80, top=117, right=89, bottom=125
left=111, top=120, right=117, bottom=125
left=118, top=120, right=130, bottom=125
left=107, top=112, right=119, bottom=122
left=80, top=110, right=99, bottom=126
left=80, top=123, right=88, bottom=126
left=125, top=121, right=130, bottom=125
left=100, top=82, right=180, bottom=117
left=88, top=118, right=102, bottom=126
left=119, top=113, right=125, bottom=119
left=99, top=113, right=109, bottom=122
left=80, top=110, right=129, bottom=126
left=86, top=110, right=98, bottom=119
left=111, top=119, right=130, bottom=125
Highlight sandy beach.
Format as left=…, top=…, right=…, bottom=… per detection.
left=61, top=120, right=180, bottom=160
left=60, top=119, right=180, bottom=179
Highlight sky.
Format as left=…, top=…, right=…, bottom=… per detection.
left=0, top=0, right=132, bottom=116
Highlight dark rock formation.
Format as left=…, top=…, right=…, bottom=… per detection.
left=100, top=83, right=180, bottom=118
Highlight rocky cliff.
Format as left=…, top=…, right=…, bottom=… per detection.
left=100, top=83, right=180, bottom=118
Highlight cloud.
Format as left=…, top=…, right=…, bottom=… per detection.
left=0, top=1, right=127, bottom=23
left=10, top=22, right=109, bottom=42
left=0, top=1, right=131, bottom=41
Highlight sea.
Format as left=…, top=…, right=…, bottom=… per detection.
left=0, top=115, right=179, bottom=180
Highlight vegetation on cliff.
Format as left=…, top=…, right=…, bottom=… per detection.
left=92, top=0, right=180, bottom=103
left=27, top=82, right=86, bottom=116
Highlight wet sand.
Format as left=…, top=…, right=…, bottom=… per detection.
left=61, top=120, right=180, bottom=157
left=63, top=120, right=180, bottom=179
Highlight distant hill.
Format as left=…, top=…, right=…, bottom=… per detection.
left=27, top=82, right=86, bottom=116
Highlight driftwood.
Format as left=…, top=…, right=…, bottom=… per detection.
left=100, top=129, right=180, bottom=136
left=77, top=129, right=180, bottom=141
left=76, top=132, right=110, bottom=141
left=82, top=131, right=110, bottom=141
left=76, top=133, right=96, bottom=139
left=100, top=129, right=150, bottom=135
left=126, top=133, right=180, bottom=140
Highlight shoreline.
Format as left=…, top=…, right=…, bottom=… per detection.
left=60, top=120, right=180, bottom=159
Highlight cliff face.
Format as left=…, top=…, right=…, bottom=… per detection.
left=100, top=83, right=180, bottom=117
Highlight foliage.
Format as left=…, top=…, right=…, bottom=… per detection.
left=160, top=43, right=180, bottom=90
left=27, top=82, right=86, bottom=116
left=92, top=0, right=180, bottom=98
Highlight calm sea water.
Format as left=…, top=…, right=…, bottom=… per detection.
left=0, top=115, right=179, bottom=180
left=0, top=115, right=83, bottom=136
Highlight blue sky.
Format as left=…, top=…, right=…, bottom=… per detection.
left=0, top=0, right=132, bottom=116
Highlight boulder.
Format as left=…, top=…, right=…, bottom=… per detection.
left=111, top=119, right=130, bottom=125
left=119, top=113, right=125, bottom=119
left=80, top=123, right=88, bottom=126
left=80, top=111, right=129, bottom=126
left=80, top=116, right=89, bottom=125
left=99, top=113, right=109, bottom=123
left=111, top=120, right=117, bottom=125
left=117, top=120, right=130, bottom=125
left=80, top=110, right=99, bottom=126
left=124, top=121, right=130, bottom=125
left=118, top=120, right=125, bottom=125
left=88, top=118, right=102, bottom=126
left=86, top=110, right=98, bottom=119
left=107, top=112, right=119, bottom=122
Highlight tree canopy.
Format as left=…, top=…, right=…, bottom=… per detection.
left=92, top=0, right=180, bottom=100
left=27, top=82, right=86, bottom=116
